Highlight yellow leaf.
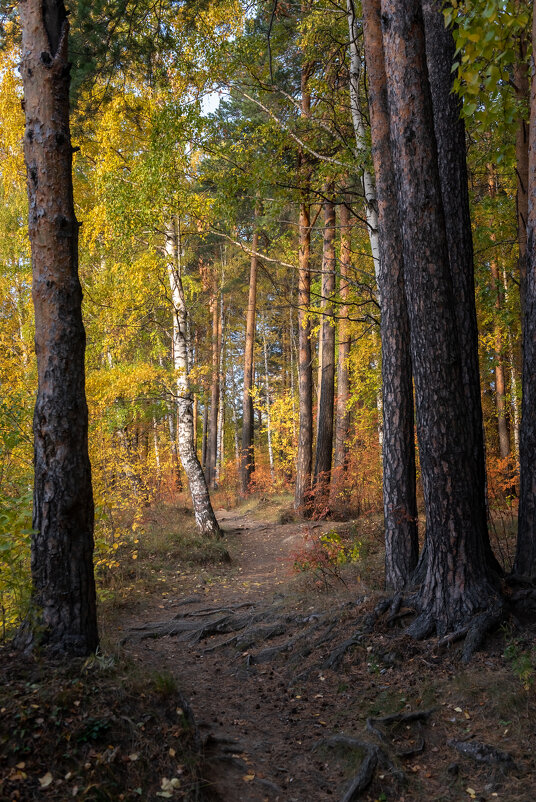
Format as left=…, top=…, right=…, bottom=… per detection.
left=39, top=772, right=53, bottom=788
left=243, top=774, right=255, bottom=782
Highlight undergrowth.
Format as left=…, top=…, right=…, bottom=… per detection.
left=0, top=647, right=204, bottom=801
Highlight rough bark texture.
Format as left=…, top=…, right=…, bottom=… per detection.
left=313, top=199, right=336, bottom=502
left=240, top=227, right=258, bottom=495
left=422, top=0, right=500, bottom=575
left=167, top=222, right=221, bottom=539
left=362, top=0, right=418, bottom=591
left=19, top=0, right=98, bottom=655
left=515, top=12, right=536, bottom=578
left=381, top=0, right=498, bottom=633
left=333, top=201, right=351, bottom=475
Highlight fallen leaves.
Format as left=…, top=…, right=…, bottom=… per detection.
left=39, top=772, right=53, bottom=788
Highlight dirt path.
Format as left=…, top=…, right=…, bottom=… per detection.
left=119, top=512, right=363, bottom=801
left=114, top=511, right=534, bottom=802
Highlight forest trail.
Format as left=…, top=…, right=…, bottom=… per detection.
left=119, top=510, right=364, bottom=801
left=113, top=508, right=533, bottom=802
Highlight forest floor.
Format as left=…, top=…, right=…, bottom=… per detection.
left=2, top=495, right=536, bottom=801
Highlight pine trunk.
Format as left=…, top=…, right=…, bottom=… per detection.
left=423, top=0, right=501, bottom=574
left=362, top=0, right=418, bottom=590
left=382, top=0, right=498, bottom=633
left=294, top=67, right=313, bottom=510
left=515, top=9, right=536, bottom=578
left=313, top=198, right=336, bottom=504
left=333, top=201, right=351, bottom=476
left=240, top=223, right=258, bottom=494
left=19, top=0, right=98, bottom=655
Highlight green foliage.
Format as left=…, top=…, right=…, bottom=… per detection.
left=292, top=530, right=362, bottom=588
left=503, top=637, right=536, bottom=690
left=444, top=0, right=530, bottom=166
left=0, top=489, right=33, bottom=638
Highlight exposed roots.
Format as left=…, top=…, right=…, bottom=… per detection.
left=364, top=589, right=507, bottom=662
left=316, top=733, right=404, bottom=801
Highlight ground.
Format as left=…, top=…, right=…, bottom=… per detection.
left=2, top=495, right=536, bottom=801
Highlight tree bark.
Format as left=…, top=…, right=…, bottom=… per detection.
left=362, top=0, right=418, bottom=590
left=313, top=197, right=336, bottom=504
left=381, top=0, right=498, bottom=633
left=206, top=284, right=221, bottom=489
left=515, top=9, right=536, bottom=578
left=333, top=201, right=352, bottom=476
left=166, top=220, right=221, bottom=538
left=240, top=216, right=259, bottom=494
left=422, top=0, right=501, bottom=575
left=513, top=21, right=529, bottom=313
left=294, top=65, right=313, bottom=511
left=347, top=0, right=381, bottom=280
left=487, top=165, right=510, bottom=459
left=19, top=0, right=98, bottom=655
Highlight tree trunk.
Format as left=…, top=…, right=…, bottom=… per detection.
left=167, top=413, right=182, bottom=490
left=294, top=66, right=313, bottom=511
left=262, top=321, right=275, bottom=481
left=313, top=198, right=336, bottom=504
left=422, top=0, right=501, bottom=574
left=362, top=0, right=418, bottom=590
left=515, top=9, right=536, bottom=578
left=382, top=0, right=498, bottom=633
left=240, top=217, right=259, bottom=494
left=347, top=0, right=380, bottom=279
left=333, top=201, right=352, bottom=476
left=513, top=22, right=529, bottom=313
left=201, top=401, right=208, bottom=469
left=206, top=285, right=221, bottom=489
left=166, top=220, right=221, bottom=538
left=18, top=0, right=98, bottom=655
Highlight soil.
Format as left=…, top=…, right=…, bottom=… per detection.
left=110, top=506, right=536, bottom=802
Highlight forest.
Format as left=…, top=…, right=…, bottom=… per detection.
left=1, top=0, right=536, bottom=800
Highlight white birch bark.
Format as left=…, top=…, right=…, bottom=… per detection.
left=347, top=0, right=380, bottom=285
left=166, top=218, right=221, bottom=537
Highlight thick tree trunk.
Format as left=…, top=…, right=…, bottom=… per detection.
left=166, top=221, right=221, bottom=538
left=19, top=0, right=98, bottom=655
left=362, top=0, right=418, bottom=590
left=333, top=201, right=352, bottom=476
left=382, top=0, right=498, bottom=633
left=515, top=10, right=536, bottom=578
left=422, top=0, right=499, bottom=562
left=240, top=221, right=258, bottom=494
left=313, top=198, right=336, bottom=504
